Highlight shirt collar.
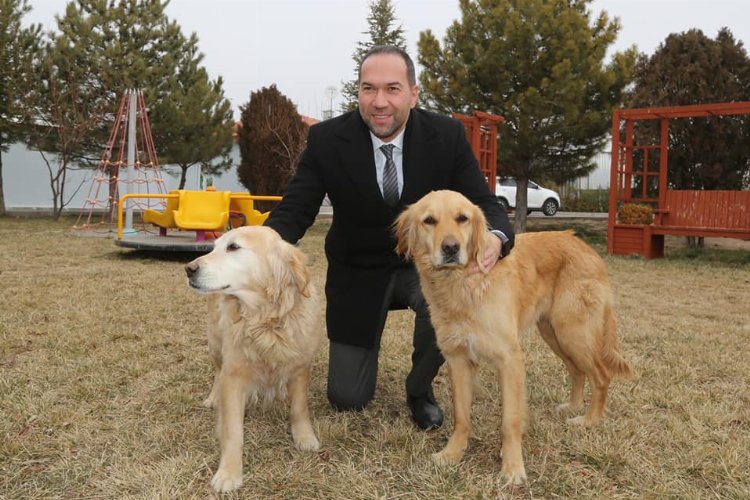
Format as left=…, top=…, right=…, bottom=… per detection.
left=370, top=129, right=405, bottom=152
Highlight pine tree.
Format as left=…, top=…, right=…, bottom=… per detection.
left=340, top=0, right=407, bottom=113
left=236, top=85, right=308, bottom=212
left=0, top=0, right=41, bottom=215
left=418, top=0, right=635, bottom=231
left=22, top=0, right=234, bottom=216
left=149, top=35, right=234, bottom=189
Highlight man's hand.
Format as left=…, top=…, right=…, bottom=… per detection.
left=468, top=232, right=503, bottom=275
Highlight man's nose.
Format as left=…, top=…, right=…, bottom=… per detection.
left=372, top=89, right=388, bottom=107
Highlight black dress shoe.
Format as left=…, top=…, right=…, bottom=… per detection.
left=407, top=393, right=444, bottom=430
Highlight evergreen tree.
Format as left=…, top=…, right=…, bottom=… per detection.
left=627, top=28, right=750, bottom=191
left=418, top=0, right=635, bottom=230
left=236, top=85, right=308, bottom=212
left=22, top=0, right=234, bottom=216
left=150, top=40, right=234, bottom=189
left=0, top=0, right=41, bottom=215
left=340, top=0, right=407, bottom=113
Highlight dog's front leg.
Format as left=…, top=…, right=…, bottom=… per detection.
left=433, top=353, right=476, bottom=466
left=211, top=369, right=250, bottom=493
left=287, top=366, right=320, bottom=451
left=203, top=329, right=222, bottom=408
left=496, top=342, right=528, bottom=485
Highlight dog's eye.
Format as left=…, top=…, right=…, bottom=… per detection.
left=423, top=215, right=437, bottom=225
left=456, top=214, right=468, bottom=223
left=226, top=242, right=240, bottom=252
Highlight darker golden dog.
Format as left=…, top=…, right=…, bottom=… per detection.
left=394, top=190, right=632, bottom=485
left=185, top=226, right=323, bottom=492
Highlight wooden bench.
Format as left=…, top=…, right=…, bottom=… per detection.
left=610, top=189, right=749, bottom=259
left=651, top=190, right=750, bottom=239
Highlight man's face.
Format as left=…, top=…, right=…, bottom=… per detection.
left=358, top=53, right=418, bottom=142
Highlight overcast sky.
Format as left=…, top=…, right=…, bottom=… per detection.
left=23, top=0, right=750, bottom=120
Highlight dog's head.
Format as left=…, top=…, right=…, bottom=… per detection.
left=185, top=226, right=311, bottom=305
left=394, top=190, right=489, bottom=271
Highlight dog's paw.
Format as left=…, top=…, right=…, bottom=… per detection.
left=501, top=465, right=527, bottom=487
left=566, top=415, right=599, bottom=427
left=431, top=449, right=462, bottom=467
left=555, top=402, right=583, bottom=414
left=211, top=469, right=243, bottom=493
left=294, top=434, right=320, bottom=452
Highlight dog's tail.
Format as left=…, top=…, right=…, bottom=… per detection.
left=601, top=305, right=634, bottom=380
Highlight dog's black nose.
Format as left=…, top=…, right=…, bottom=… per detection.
left=441, top=239, right=460, bottom=257
left=185, top=261, right=199, bottom=277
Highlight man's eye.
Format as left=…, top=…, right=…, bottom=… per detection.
left=227, top=242, right=240, bottom=251
left=456, top=214, right=468, bottom=223
left=423, top=216, right=436, bottom=225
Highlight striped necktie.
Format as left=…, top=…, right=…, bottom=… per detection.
left=380, top=144, right=399, bottom=206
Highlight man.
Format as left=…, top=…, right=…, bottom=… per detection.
left=265, top=45, right=514, bottom=430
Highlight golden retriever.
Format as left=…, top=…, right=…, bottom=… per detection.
left=185, top=226, right=323, bottom=492
left=394, top=190, right=632, bottom=485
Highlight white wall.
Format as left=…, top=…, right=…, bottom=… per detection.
left=3, top=142, right=246, bottom=211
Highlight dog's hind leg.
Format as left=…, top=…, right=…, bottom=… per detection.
left=433, top=353, right=476, bottom=467
left=567, top=361, right=610, bottom=427
left=287, top=366, right=320, bottom=451
left=554, top=318, right=611, bottom=427
left=537, top=319, right=585, bottom=414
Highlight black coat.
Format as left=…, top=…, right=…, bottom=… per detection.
left=265, top=108, right=514, bottom=348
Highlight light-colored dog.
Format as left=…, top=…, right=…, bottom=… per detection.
left=394, top=190, right=632, bottom=485
left=185, top=226, right=323, bottom=492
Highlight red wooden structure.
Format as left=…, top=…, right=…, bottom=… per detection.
left=607, top=102, right=750, bottom=258
left=453, top=111, right=504, bottom=193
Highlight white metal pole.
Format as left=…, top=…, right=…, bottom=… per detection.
left=124, top=89, right=137, bottom=233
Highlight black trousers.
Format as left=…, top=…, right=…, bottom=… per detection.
left=326, top=266, right=444, bottom=411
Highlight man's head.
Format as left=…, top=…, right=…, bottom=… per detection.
left=358, top=45, right=418, bottom=142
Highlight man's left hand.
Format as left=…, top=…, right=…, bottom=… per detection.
left=468, top=232, right=502, bottom=275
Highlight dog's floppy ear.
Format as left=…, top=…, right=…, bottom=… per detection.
left=267, top=241, right=311, bottom=306
left=394, top=205, right=417, bottom=260
left=469, top=202, right=490, bottom=273
left=286, top=244, right=311, bottom=297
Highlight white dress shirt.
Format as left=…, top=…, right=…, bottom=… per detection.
left=370, top=130, right=405, bottom=199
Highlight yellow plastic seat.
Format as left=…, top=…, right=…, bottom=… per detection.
left=173, top=190, right=231, bottom=240
left=229, top=193, right=270, bottom=228
left=143, top=190, right=180, bottom=236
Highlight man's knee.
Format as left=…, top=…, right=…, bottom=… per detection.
left=327, top=383, right=373, bottom=412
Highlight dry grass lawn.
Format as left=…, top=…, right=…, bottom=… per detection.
left=1, top=216, right=749, bottom=499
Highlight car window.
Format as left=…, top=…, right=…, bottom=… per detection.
left=529, top=181, right=539, bottom=189
left=498, top=178, right=516, bottom=187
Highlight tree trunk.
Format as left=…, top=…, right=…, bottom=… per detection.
left=514, top=177, right=529, bottom=233
left=686, top=236, right=705, bottom=249
left=178, top=165, right=187, bottom=190
left=0, top=146, right=6, bottom=216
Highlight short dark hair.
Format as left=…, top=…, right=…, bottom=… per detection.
left=358, top=45, right=416, bottom=86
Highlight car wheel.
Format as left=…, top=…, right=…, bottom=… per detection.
left=542, top=199, right=559, bottom=216
left=497, top=197, right=509, bottom=211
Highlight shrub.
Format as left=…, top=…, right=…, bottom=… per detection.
left=617, top=203, right=654, bottom=224
left=561, top=189, right=608, bottom=212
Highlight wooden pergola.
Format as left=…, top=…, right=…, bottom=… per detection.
left=453, top=111, right=504, bottom=193
left=607, top=101, right=750, bottom=258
